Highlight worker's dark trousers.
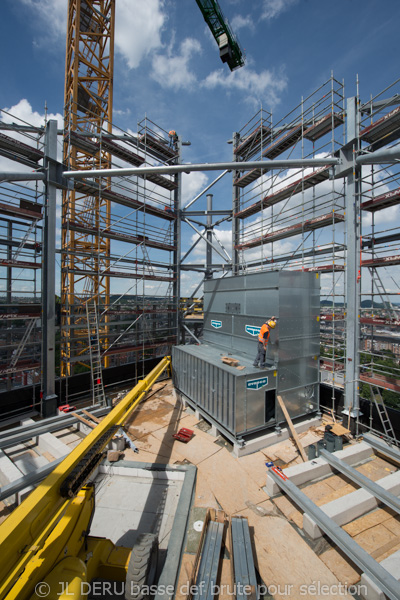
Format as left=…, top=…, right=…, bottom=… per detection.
left=253, top=341, right=266, bottom=367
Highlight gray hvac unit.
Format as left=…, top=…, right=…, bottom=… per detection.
left=172, top=271, right=320, bottom=442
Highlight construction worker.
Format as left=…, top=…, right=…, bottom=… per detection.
left=253, top=317, right=276, bottom=368
left=168, top=130, right=178, bottom=148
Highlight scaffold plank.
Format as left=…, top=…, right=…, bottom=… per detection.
left=0, top=132, right=44, bottom=162
left=0, top=202, right=42, bottom=221
left=234, top=168, right=263, bottom=188
left=303, top=113, right=344, bottom=142
left=360, top=106, right=400, bottom=146
left=63, top=267, right=174, bottom=282
left=74, top=180, right=176, bottom=220
left=235, top=211, right=344, bottom=250
left=101, top=137, right=145, bottom=166
left=360, top=316, right=400, bottom=327
left=361, top=255, right=400, bottom=267
left=234, top=124, right=271, bottom=159
left=360, top=373, right=400, bottom=394
left=300, top=264, right=345, bottom=272
left=361, top=186, right=400, bottom=212
left=0, top=361, right=41, bottom=377
left=0, top=258, right=41, bottom=269
left=144, top=171, right=178, bottom=191
left=235, top=167, right=330, bottom=219
left=262, top=124, right=303, bottom=159
left=66, top=221, right=175, bottom=251
left=138, top=133, right=178, bottom=161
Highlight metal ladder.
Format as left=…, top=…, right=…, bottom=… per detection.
left=10, top=319, right=36, bottom=368
left=141, top=243, right=155, bottom=277
left=86, top=301, right=106, bottom=406
left=370, top=385, right=397, bottom=446
left=369, top=267, right=398, bottom=321
left=13, top=220, right=39, bottom=260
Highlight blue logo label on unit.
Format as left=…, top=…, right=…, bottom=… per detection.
left=211, top=320, right=222, bottom=329
left=245, top=325, right=261, bottom=337
left=246, top=377, right=268, bottom=391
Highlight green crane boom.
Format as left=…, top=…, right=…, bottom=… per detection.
left=195, top=0, right=245, bottom=71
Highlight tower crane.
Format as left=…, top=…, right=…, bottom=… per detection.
left=195, top=0, right=245, bottom=70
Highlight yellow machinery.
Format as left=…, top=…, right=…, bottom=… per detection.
left=0, top=357, right=171, bottom=600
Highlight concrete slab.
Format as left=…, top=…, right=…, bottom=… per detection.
left=89, top=469, right=183, bottom=550
left=0, top=449, right=23, bottom=505
left=264, top=441, right=373, bottom=496
left=303, top=470, right=400, bottom=540
left=360, top=549, right=400, bottom=600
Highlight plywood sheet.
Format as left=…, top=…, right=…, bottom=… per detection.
left=303, top=480, right=338, bottom=505
left=319, top=548, right=360, bottom=586
left=353, top=523, right=395, bottom=554
left=356, top=456, right=396, bottom=481
left=200, top=448, right=266, bottom=515
left=151, top=427, right=221, bottom=466
left=194, top=474, right=219, bottom=509
left=237, top=451, right=270, bottom=488
left=272, top=495, right=303, bottom=528
left=383, top=516, right=400, bottom=537
left=342, top=508, right=394, bottom=537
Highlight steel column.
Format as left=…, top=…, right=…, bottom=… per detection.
left=206, top=194, right=213, bottom=280
left=344, top=97, right=361, bottom=416
left=42, top=119, right=58, bottom=417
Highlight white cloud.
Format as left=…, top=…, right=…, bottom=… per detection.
left=1, top=98, right=63, bottom=129
left=181, top=171, right=209, bottom=206
left=17, top=0, right=66, bottom=42
left=151, top=38, right=202, bottom=90
left=115, top=0, right=166, bottom=69
left=261, top=0, right=299, bottom=21
left=231, top=14, right=255, bottom=32
left=203, top=67, right=287, bottom=107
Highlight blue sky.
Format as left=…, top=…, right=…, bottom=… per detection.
left=1, top=0, right=400, bottom=296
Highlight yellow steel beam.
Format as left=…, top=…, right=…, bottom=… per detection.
left=0, top=356, right=170, bottom=599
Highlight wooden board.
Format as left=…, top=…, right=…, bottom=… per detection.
left=277, top=395, right=307, bottom=462
left=330, top=423, right=350, bottom=436
left=221, top=356, right=239, bottom=367
left=71, top=412, right=97, bottom=429
left=82, top=409, right=102, bottom=424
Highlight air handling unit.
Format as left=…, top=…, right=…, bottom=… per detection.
left=172, top=271, right=320, bottom=452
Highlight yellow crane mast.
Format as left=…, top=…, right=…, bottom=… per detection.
left=61, top=0, right=115, bottom=376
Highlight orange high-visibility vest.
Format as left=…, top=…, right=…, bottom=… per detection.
left=258, top=323, right=270, bottom=345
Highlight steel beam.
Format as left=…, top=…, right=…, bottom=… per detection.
left=0, top=406, right=109, bottom=450
left=356, top=143, right=400, bottom=165
left=319, top=448, right=400, bottom=514
left=0, top=456, right=66, bottom=501
left=63, top=157, right=340, bottom=180
left=363, top=433, right=400, bottom=464
left=268, top=467, right=400, bottom=600
left=0, top=172, right=45, bottom=182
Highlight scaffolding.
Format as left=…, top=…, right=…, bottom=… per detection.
left=232, top=73, right=400, bottom=438
left=0, top=111, right=44, bottom=397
